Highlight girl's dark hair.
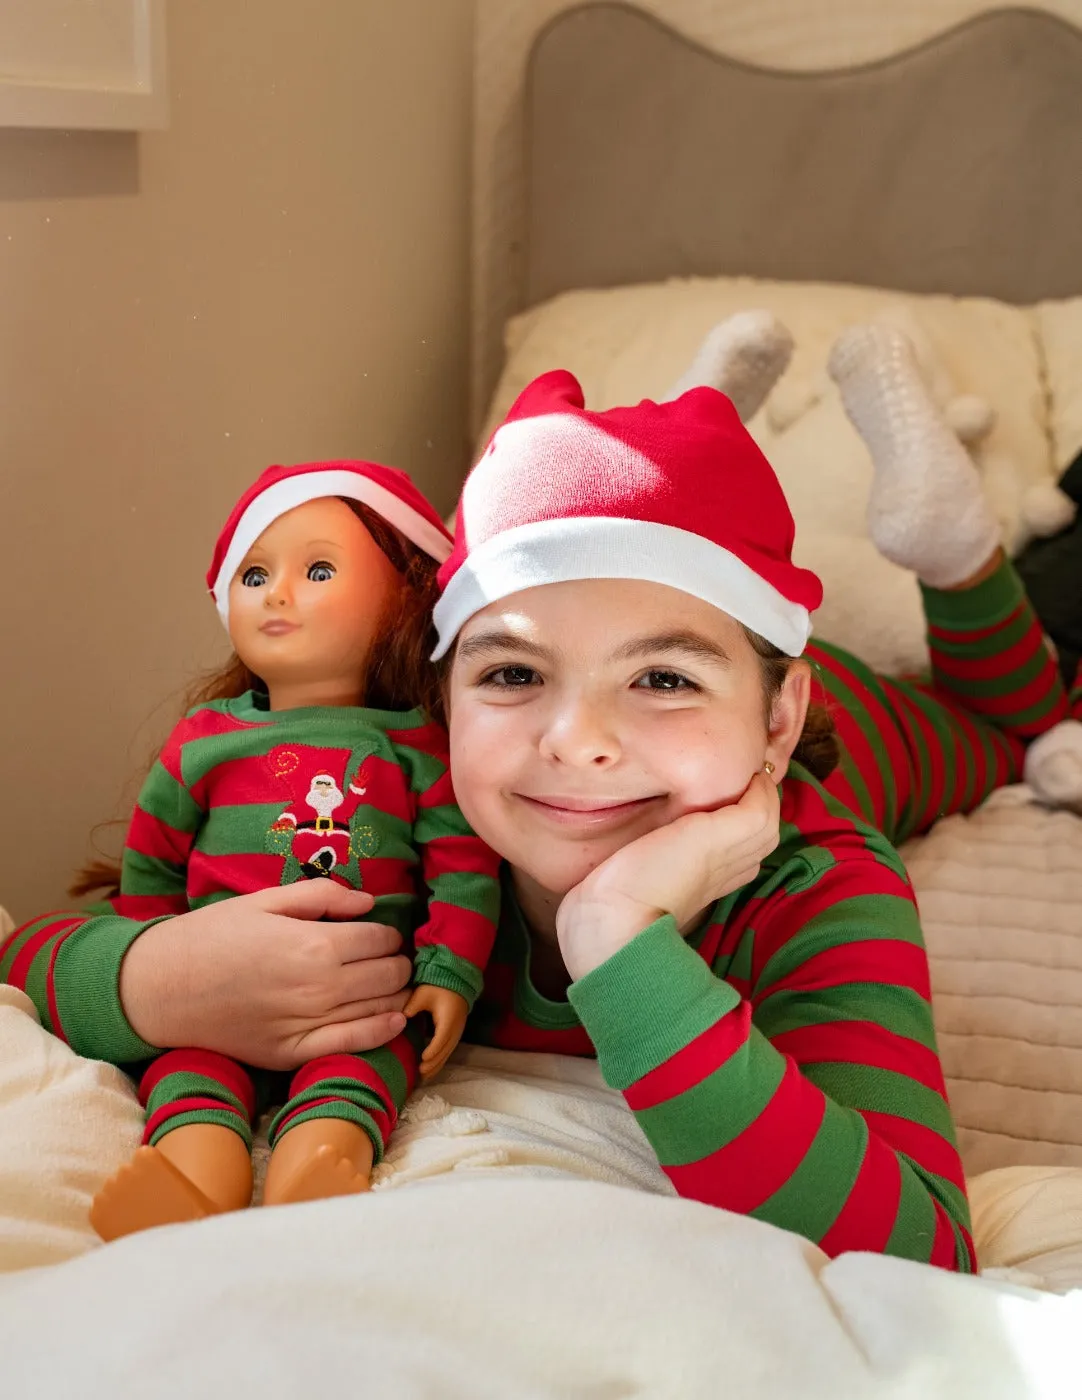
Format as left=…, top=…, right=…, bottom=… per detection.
left=71, top=499, right=442, bottom=899
left=743, top=628, right=840, bottom=784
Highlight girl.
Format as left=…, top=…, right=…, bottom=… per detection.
left=6, top=322, right=1080, bottom=1272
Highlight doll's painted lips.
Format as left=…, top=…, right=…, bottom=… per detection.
left=260, top=619, right=300, bottom=636
left=517, top=794, right=663, bottom=828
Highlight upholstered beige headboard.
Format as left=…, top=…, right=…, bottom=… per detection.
left=472, top=0, right=1082, bottom=431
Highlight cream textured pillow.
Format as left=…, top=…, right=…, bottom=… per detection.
left=902, top=787, right=1082, bottom=1177
left=0, top=986, right=142, bottom=1272
left=481, top=276, right=1056, bottom=675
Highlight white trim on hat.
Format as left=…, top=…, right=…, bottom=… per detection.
left=431, top=516, right=812, bottom=659
left=212, top=469, right=452, bottom=626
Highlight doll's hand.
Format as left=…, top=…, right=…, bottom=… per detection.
left=404, top=984, right=469, bottom=1080
left=556, top=771, right=781, bottom=982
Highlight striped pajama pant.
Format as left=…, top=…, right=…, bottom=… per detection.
left=811, top=560, right=1081, bottom=847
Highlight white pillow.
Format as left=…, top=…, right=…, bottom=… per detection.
left=481, top=276, right=1056, bottom=675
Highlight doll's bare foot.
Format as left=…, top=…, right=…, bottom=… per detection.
left=263, top=1118, right=375, bottom=1206
left=91, top=1146, right=220, bottom=1242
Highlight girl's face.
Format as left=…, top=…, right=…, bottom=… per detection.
left=447, top=578, right=809, bottom=898
left=228, top=496, right=400, bottom=706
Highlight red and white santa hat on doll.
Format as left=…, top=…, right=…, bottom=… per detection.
left=432, top=370, right=822, bottom=659
left=207, top=459, right=453, bottom=628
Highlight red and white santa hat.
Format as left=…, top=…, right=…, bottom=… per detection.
left=432, top=371, right=822, bottom=659
left=208, top=459, right=453, bottom=627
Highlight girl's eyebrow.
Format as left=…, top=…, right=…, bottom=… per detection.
left=457, top=631, right=553, bottom=663
left=613, top=630, right=733, bottom=667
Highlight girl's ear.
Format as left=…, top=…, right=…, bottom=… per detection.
left=765, top=660, right=811, bottom=780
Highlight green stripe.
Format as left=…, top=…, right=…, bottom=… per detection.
left=120, top=849, right=187, bottom=896
left=750, top=1096, right=867, bottom=1241
left=138, top=762, right=203, bottom=833
left=390, top=740, right=446, bottom=795
left=800, top=1062, right=957, bottom=1143
left=413, top=802, right=475, bottom=842
left=146, top=1070, right=248, bottom=1118
left=426, top=869, right=500, bottom=919
left=932, top=645, right=1048, bottom=701
left=148, top=1107, right=252, bottom=1148
left=755, top=894, right=924, bottom=992
left=885, top=1159, right=939, bottom=1263
left=413, top=945, right=484, bottom=1006
left=567, top=919, right=742, bottom=1088
left=752, top=985, right=939, bottom=1053
left=919, top=561, right=1027, bottom=632
left=636, top=1039, right=784, bottom=1166
left=22, top=932, right=71, bottom=1033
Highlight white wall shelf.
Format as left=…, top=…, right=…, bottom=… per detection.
left=0, top=0, right=167, bottom=130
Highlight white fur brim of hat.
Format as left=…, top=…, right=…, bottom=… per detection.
left=212, top=469, right=452, bottom=628
left=431, top=515, right=812, bottom=659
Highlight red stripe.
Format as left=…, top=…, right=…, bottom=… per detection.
left=418, top=768, right=456, bottom=808
left=421, top=834, right=502, bottom=879
left=386, top=720, right=450, bottom=762
left=126, top=805, right=197, bottom=865
left=186, top=851, right=289, bottom=899
left=888, top=686, right=949, bottom=830
left=45, top=931, right=74, bottom=1043
left=938, top=664, right=1068, bottom=727
left=817, top=1129, right=901, bottom=1258
left=930, top=615, right=1046, bottom=683
left=144, top=1096, right=249, bottom=1143
left=664, top=1057, right=827, bottom=1212
left=927, top=603, right=1026, bottom=647
left=8, top=917, right=81, bottom=992
left=757, top=939, right=932, bottom=1003
left=416, top=902, right=498, bottom=965
left=1, top=910, right=82, bottom=963
left=625, top=1004, right=748, bottom=1111
left=139, top=1049, right=256, bottom=1117
left=860, top=1110, right=967, bottom=1195
left=807, top=659, right=889, bottom=829
left=352, top=856, right=415, bottom=897
left=769, top=1021, right=947, bottom=1095
left=354, top=754, right=415, bottom=824
left=110, top=893, right=190, bottom=919
left=160, top=709, right=252, bottom=783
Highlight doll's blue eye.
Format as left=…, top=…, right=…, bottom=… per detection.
left=241, top=567, right=268, bottom=588
left=308, top=562, right=335, bottom=583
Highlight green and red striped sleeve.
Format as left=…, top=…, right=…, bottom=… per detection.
left=113, top=714, right=207, bottom=918
left=1, top=909, right=160, bottom=1062
left=389, top=719, right=501, bottom=1007
left=568, top=864, right=973, bottom=1272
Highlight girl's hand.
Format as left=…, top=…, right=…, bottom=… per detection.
left=118, top=883, right=413, bottom=1069
left=556, top=771, right=781, bottom=982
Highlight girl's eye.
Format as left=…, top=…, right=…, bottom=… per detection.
left=308, top=561, right=335, bottom=583
left=241, top=567, right=268, bottom=588
left=480, top=665, right=540, bottom=689
left=635, top=669, right=698, bottom=693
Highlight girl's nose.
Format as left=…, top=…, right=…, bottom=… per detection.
left=538, top=692, right=621, bottom=768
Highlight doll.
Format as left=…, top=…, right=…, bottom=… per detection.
left=88, top=460, right=501, bottom=1241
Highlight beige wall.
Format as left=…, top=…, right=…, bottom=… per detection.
left=0, top=0, right=476, bottom=921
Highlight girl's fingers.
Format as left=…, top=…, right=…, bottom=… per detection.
left=295, top=1010, right=408, bottom=1062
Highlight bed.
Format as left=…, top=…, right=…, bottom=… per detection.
left=4, top=5, right=1082, bottom=1395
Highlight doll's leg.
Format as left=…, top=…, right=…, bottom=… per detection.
left=262, top=1029, right=419, bottom=1206
left=90, top=1049, right=255, bottom=1242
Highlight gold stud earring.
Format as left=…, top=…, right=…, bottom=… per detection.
left=763, top=761, right=775, bottom=776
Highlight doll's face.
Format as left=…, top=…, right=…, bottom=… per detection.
left=446, top=578, right=809, bottom=899
left=228, top=496, right=400, bottom=708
